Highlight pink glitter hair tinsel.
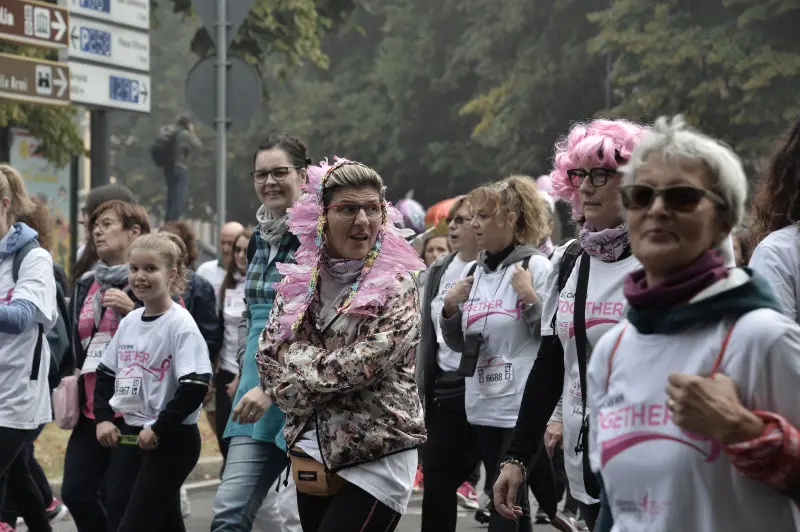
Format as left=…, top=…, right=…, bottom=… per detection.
left=271, top=157, right=426, bottom=342
left=550, top=119, right=648, bottom=219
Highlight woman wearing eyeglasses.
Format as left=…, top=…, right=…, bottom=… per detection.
left=493, top=120, right=648, bottom=531
left=211, top=134, right=309, bottom=532
left=418, top=196, right=486, bottom=532
left=587, top=116, right=800, bottom=531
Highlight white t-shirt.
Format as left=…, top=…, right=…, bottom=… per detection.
left=461, top=254, right=552, bottom=428
left=430, top=255, right=469, bottom=372
left=540, top=241, right=641, bottom=504
left=588, top=273, right=800, bottom=531
left=100, top=303, right=212, bottom=427
left=196, top=259, right=226, bottom=299
left=749, top=225, right=800, bottom=323
left=220, top=280, right=246, bottom=374
left=0, top=247, right=57, bottom=430
left=297, top=427, right=417, bottom=515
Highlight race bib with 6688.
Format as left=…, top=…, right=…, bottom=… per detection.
left=476, top=356, right=515, bottom=399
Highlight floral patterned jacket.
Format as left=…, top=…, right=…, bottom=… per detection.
left=256, top=272, right=427, bottom=472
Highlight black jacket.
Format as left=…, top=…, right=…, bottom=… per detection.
left=416, top=252, right=458, bottom=410
left=181, top=271, right=222, bottom=364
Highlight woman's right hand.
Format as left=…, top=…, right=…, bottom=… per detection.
left=493, top=463, right=525, bottom=520
left=231, top=386, right=272, bottom=424
left=96, top=421, right=120, bottom=448
left=544, top=421, right=563, bottom=457
left=442, top=276, right=474, bottom=317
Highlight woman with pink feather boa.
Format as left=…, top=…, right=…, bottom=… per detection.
left=255, top=159, right=427, bottom=532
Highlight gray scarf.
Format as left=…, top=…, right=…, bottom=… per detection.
left=92, top=261, right=130, bottom=327
left=256, top=204, right=290, bottom=247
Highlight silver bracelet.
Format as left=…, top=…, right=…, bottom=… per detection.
left=499, top=458, right=528, bottom=481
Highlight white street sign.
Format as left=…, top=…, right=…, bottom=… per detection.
left=65, top=0, right=149, bottom=31
left=69, top=61, right=150, bottom=113
left=68, top=14, right=149, bottom=72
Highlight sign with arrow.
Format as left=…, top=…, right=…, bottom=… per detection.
left=0, top=53, right=70, bottom=106
left=69, top=61, right=149, bottom=113
left=68, top=14, right=149, bottom=72
left=0, top=0, right=69, bottom=49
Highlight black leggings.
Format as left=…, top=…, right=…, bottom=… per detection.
left=578, top=501, right=601, bottom=531
left=116, top=424, right=201, bottom=532
left=296, top=482, right=401, bottom=532
left=1, top=424, right=54, bottom=526
left=214, top=370, right=236, bottom=460
left=0, top=427, right=50, bottom=532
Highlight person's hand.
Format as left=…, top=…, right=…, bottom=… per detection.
left=102, top=288, right=135, bottom=316
left=544, top=421, right=563, bottom=457
left=231, top=387, right=272, bottom=424
left=137, top=427, right=159, bottom=450
left=666, top=373, right=764, bottom=445
left=96, top=421, right=120, bottom=448
left=443, top=276, right=474, bottom=317
left=227, top=374, right=240, bottom=399
left=203, top=382, right=215, bottom=406
left=511, top=263, right=537, bottom=305
left=493, top=463, right=525, bottom=520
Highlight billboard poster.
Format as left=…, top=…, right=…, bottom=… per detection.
left=9, top=127, right=73, bottom=274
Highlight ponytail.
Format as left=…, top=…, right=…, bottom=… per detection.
left=0, top=164, right=36, bottom=222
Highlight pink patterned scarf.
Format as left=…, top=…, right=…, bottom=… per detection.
left=579, top=222, right=629, bottom=262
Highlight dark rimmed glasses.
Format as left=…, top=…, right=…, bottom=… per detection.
left=445, top=215, right=470, bottom=226
left=327, top=202, right=384, bottom=220
left=620, top=184, right=726, bottom=212
left=567, top=167, right=619, bottom=188
left=250, top=166, right=302, bottom=184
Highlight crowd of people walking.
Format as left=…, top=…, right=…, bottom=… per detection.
left=1, top=112, right=800, bottom=532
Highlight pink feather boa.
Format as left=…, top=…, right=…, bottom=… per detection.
left=272, top=157, right=426, bottom=341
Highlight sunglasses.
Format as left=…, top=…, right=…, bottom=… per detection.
left=445, top=215, right=469, bottom=226
left=568, top=167, right=619, bottom=188
left=620, top=184, right=726, bottom=212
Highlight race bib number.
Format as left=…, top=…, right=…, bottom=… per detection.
left=476, top=357, right=514, bottom=399
left=80, top=332, right=111, bottom=374
left=110, top=365, right=144, bottom=414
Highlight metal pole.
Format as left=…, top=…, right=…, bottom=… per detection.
left=90, top=109, right=110, bottom=187
left=215, top=0, right=227, bottom=229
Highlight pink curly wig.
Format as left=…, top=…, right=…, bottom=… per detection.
left=550, top=119, right=648, bottom=219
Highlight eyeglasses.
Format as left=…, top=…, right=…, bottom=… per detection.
left=250, top=166, right=301, bottom=184
left=620, top=184, right=726, bottom=212
left=568, top=167, right=619, bottom=188
left=327, top=202, right=384, bottom=220
left=92, top=217, right=120, bottom=232
left=445, top=215, right=469, bottom=226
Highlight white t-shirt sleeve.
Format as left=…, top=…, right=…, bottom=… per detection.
left=549, top=395, right=564, bottom=424
left=754, top=321, right=800, bottom=430
left=540, top=241, right=573, bottom=337
left=171, top=316, right=212, bottom=379
left=587, top=321, right=624, bottom=473
left=528, top=254, right=553, bottom=301
left=12, top=248, right=57, bottom=330
left=99, top=317, right=125, bottom=373
left=749, top=240, right=797, bottom=320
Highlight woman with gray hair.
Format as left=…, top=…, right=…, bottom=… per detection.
left=587, top=116, right=800, bottom=530
left=256, top=159, right=427, bottom=531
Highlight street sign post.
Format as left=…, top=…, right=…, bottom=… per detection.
left=0, top=0, right=68, bottom=49
left=66, top=0, right=149, bottom=31
left=69, top=61, right=149, bottom=113
left=0, top=53, right=70, bottom=106
left=68, top=14, right=149, bottom=72
left=185, top=55, right=262, bottom=131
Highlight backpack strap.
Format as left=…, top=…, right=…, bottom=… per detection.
left=12, top=240, right=40, bottom=283
left=246, top=232, right=258, bottom=265
left=466, top=263, right=478, bottom=277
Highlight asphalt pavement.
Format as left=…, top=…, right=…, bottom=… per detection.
left=34, top=483, right=561, bottom=532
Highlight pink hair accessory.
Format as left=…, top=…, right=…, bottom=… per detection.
left=550, top=119, right=648, bottom=219
left=272, top=157, right=425, bottom=341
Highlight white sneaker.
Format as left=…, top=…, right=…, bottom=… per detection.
left=180, top=486, right=191, bottom=518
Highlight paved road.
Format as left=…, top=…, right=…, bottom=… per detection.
left=36, top=485, right=561, bottom=532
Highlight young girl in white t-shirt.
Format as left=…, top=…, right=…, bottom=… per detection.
left=94, top=232, right=212, bottom=532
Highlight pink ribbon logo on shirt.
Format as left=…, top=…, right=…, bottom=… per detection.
left=0, top=288, right=13, bottom=305
left=120, top=356, right=173, bottom=382
left=465, top=300, right=524, bottom=328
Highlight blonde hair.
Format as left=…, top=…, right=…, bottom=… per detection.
left=129, top=233, right=189, bottom=295
left=447, top=195, right=470, bottom=219
left=0, top=164, right=36, bottom=222
left=322, top=163, right=386, bottom=207
left=468, top=175, right=551, bottom=245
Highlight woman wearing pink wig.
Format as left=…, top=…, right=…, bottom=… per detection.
left=492, top=119, right=648, bottom=531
